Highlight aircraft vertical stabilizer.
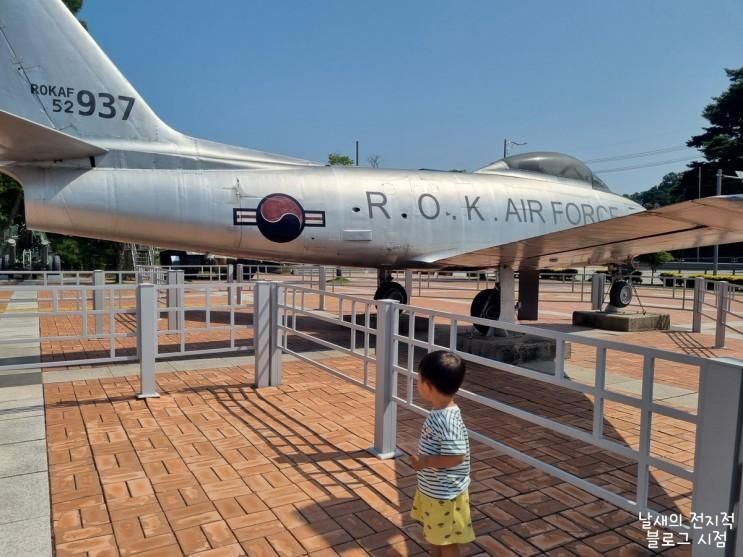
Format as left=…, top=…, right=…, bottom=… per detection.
left=0, top=0, right=178, bottom=144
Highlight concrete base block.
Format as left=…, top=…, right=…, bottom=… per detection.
left=572, top=310, right=670, bottom=332
left=457, top=333, right=569, bottom=365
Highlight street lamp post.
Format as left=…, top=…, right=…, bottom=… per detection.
left=712, top=169, right=743, bottom=275
left=713, top=169, right=722, bottom=275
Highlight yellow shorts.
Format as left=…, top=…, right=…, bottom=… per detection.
left=411, top=489, right=475, bottom=546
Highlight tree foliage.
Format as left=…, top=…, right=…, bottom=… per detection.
left=687, top=68, right=743, bottom=170
left=367, top=154, right=382, bottom=168
left=62, top=0, right=83, bottom=14
left=626, top=173, right=682, bottom=208
left=328, top=153, right=354, bottom=166
left=630, top=68, right=743, bottom=207
left=638, top=251, right=674, bottom=272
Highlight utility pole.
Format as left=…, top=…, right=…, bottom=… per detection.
left=713, top=168, right=723, bottom=275
left=355, top=141, right=359, bottom=166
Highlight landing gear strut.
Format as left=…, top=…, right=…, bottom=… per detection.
left=373, top=269, right=408, bottom=304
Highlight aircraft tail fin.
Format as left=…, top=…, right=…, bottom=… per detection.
left=0, top=0, right=178, bottom=146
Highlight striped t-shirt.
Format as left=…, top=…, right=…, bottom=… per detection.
left=417, top=405, right=470, bottom=500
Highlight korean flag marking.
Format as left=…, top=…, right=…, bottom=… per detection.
left=233, top=194, right=325, bottom=243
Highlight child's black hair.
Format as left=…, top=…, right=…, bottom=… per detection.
left=418, top=350, right=465, bottom=396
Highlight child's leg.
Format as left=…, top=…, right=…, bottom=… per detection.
left=429, top=546, right=442, bottom=557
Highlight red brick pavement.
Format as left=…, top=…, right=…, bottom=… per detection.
left=45, top=361, right=693, bottom=556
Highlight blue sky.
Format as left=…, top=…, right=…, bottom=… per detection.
left=80, top=1, right=742, bottom=195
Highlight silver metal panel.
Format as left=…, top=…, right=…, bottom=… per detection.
left=0, top=110, right=106, bottom=162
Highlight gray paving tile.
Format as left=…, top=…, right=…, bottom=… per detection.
left=0, top=516, right=52, bottom=557
left=0, top=372, right=41, bottom=388
left=0, top=415, right=45, bottom=444
left=0, top=440, right=47, bottom=478
left=657, top=393, right=698, bottom=410
left=0, top=385, right=42, bottom=403
left=0, top=472, right=49, bottom=525
left=170, top=357, right=230, bottom=371
left=43, top=369, right=113, bottom=383
left=0, top=402, right=43, bottom=422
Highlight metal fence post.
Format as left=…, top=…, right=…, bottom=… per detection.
left=136, top=283, right=159, bottom=399
left=692, top=358, right=743, bottom=555
left=167, top=270, right=177, bottom=331
left=369, top=299, right=401, bottom=459
left=591, top=273, right=605, bottom=310
left=692, top=277, right=705, bottom=333
left=318, top=266, right=327, bottom=311
left=93, top=269, right=104, bottom=335
left=404, top=270, right=413, bottom=303
left=253, top=281, right=282, bottom=388
left=236, top=264, right=244, bottom=305
left=227, top=264, right=234, bottom=307
left=714, top=281, right=729, bottom=348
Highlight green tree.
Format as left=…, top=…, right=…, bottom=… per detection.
left=328, top=153, right=354, bottom=166
left=679, top=67, right=743, bottom=202
left=62, top=0, right=83, bottom=13
left=0, top=176, right=23, bottom=231
left=687, top=68, right=743, bottom=170
left=638, top=251, right=674, bottom=285
left=627, top=173, right=682, bottom=208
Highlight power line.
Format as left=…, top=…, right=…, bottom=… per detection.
left=593, top=156, right=698, bottom=174
left=585, top=145, right=691, bottom=164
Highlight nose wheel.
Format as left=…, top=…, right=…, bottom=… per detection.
left=470, top=288, right=501, bottom=334
left=608, top=280, right=632, bottom=308
left=373, top=281, right=408, bottom=304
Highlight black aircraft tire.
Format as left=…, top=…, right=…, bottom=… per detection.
left=609, top=280, right=632, bottom=308
left=373, top=281, right=407, bottom=305
left=470, top=288, right=501, bottom=334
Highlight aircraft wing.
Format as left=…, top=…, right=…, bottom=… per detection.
left=423, top=195, right=743, bottom=269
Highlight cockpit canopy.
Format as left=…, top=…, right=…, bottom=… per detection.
left=477, top=152, right=611, bottom=192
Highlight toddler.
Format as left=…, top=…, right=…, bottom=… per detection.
left=410, top=350, right=474, bottom=556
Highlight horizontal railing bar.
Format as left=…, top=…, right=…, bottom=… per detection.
left=278, top=325, right=376, bottom=362
left=282, top=347, right=374, bottom=392
left=0, top=355, right=138, bottom=371
left=392, top=395, right=650, bottom=516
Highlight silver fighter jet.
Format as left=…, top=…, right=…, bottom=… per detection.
left=2, top=0, right=743, bottom=321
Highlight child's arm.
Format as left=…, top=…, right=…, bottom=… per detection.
left=410, top=454, right=465, bottom=470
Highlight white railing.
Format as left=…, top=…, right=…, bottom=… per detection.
left=0, top=277, right=255, bottom=372
left=0, top=283, right=139, bottom=370
left=266, top=283, right=742, bottom=555
left=2, top=277, right=741, bottom=554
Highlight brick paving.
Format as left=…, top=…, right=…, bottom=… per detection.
left=45, top=359, right=694, bottom=556
left=9, top=277, right=741, bottom=555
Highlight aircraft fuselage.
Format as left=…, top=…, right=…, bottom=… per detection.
left=11, top=160, right=643, bottom=269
